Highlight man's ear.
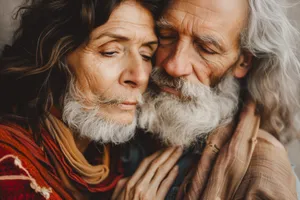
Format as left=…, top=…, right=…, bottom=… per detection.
left=233, top=51, right=253, bottom=78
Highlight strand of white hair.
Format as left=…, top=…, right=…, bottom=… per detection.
left=243, top=0, right=300, bottom=142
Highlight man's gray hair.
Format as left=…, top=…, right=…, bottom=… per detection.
left=242, top=0, right=300, bottom=142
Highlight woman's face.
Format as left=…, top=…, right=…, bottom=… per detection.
left=67, top=1, right=157, bottom=124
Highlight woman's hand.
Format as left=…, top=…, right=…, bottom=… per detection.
left=112, top=147, right=182, bottom=200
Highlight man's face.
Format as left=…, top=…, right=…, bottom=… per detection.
left=63, top=1, right=157, bottom=144
left=67, top=1, right=157, bottom=125
left=156, top=0, right=250, bottom=89
left=139, top=0, right=251, bottom=147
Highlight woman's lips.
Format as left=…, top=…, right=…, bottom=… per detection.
left=118, top=101, right=137, bottom=110
left=160, top=87, right=181, bottom=97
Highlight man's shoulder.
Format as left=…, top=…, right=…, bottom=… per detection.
left=252, top=129, right=289, bottom=164
left=237, top=129, right=298, bottom=199
left=256, top=129, right=286, bottom=151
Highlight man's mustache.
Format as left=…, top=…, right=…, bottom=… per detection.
left=150, top=67, right=184, bottom=90
left=148, top=66, right=215, bottom=102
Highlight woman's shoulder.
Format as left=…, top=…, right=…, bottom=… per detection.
left=0, top=122, right=67, bottom=200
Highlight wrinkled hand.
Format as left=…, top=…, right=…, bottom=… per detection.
left=112, top=147, right=182, bottom=200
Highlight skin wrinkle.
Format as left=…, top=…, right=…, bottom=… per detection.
left=77, top=48, right=106, bottom=102
left=91, top=23, right=153, bottom=40
left=168, top=1, right=217, bottom=18
left=157, top=17, right=228, bottom=54
left=92, top=27, right=158, bottom=51
left=165, top=1, right=244, bottom=42
left=72, top=56, right=95, bottom=103
left=98, top=28, right=156, bottom=56
left=165, top=1, right=247, bottom=47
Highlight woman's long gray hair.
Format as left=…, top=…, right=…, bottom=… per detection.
left=242, top=0, right=300, bottom=142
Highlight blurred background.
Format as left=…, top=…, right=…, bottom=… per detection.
left=0, top=0, right=300, bottom=176
left=281, top=0, right=300, bottom=177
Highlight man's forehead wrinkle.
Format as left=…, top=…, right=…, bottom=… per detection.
left=168, top=0, right=218, bottom=19
left=180, top=0, right=218, bottom=15
left=167, top=0, right=248, bottom=28
left=163, top=11, right=225, bottom=46
left=180, top=12, right=190, bottom=34
left=163, top=6, right=218, bottom=32
left=163, top=10, right=204, bottom=34
left=180, top=0, right=249, bottom=15
left=107, top=20, right=154, bottom=28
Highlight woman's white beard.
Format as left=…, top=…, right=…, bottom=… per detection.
left=62, top=84, right=137, bottom=144
left=138, top=69, right=240, bottom=148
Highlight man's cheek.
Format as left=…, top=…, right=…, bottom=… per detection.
left=155, top=48, right=169, bottom=66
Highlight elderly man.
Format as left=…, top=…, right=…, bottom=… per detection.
left=0, top=0, right=169, bottom=199
left=115, top=0, right=300, bottom=199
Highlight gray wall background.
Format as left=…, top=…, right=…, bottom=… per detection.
left=0, top=0, right=300, bottom=175
left=288, top=1, right=300, bottom=29
left=0, top=0, right=22, bottom=53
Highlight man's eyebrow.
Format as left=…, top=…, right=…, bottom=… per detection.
left=156, top=17, right=175, bottom=29
left=143, top=41, right=158, bottom=51
left=195, top=35, right=225, bottom=53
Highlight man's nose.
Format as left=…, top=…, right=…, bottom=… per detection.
left=120, top=54, right=149, bottom=89
left=161, top=43, right=193, bottom=78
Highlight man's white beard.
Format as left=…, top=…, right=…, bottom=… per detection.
left=138, top=67, right=240, bottom=147
left=62, top=81, right=139, bottom=144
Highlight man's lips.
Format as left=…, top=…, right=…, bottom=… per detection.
left=160, top=87, right=181, bottom=97
left=118, top=101, right=138, bottom=110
